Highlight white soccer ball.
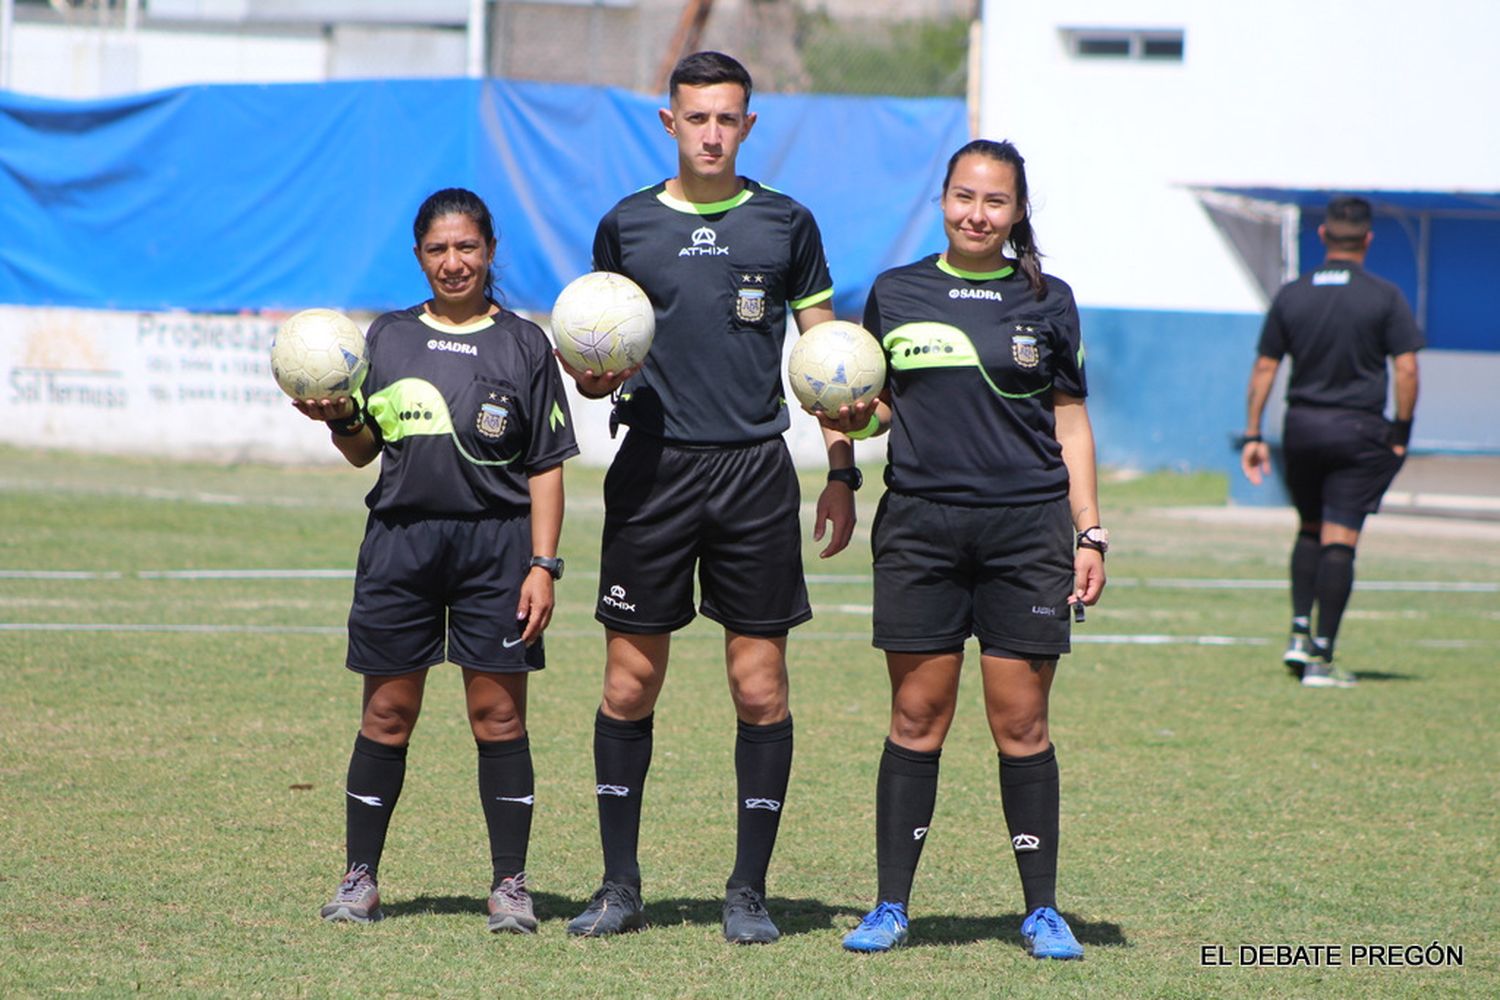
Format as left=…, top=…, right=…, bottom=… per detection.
left=550, top=271, right=655, bottom=374
left=269, top=308, right=368, bottom=400
left=787, top=320, right=887, bottom=414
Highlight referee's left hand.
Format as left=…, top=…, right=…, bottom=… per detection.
left=1071, top=548, right=1106, bottom=607
left=516, top=568, right=555, bottom=645
left=813, top=481, right=856, bottom=558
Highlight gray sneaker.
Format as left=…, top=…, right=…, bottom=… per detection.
left=722, top=886, right=780, bottom=944
left=1283, top=633, right=1316, bottom=678
left=1301, top=659, right=1357, bottom=688
left=487, top=872, right=538, bottom=934
left=320, top=864, right=383, bottom=923
left=566, top=880, right=646, bottom=937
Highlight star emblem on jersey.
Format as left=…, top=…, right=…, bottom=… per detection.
left=1011, top=326, right=1040, bottom=369
left=476, top=395, right=511, bottom=439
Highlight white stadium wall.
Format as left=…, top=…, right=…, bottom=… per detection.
left=977, top=0, right=1500, bottom=313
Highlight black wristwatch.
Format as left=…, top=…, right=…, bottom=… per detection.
left=326, top=412, right=365, bottom=437
left=827, top=467, right=863, bottom=491
left=528, top=556, right=564, bottom=580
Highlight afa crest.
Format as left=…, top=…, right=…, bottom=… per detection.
left=1011, top=327, right=1040, bottom=369
left=476, top=395, right=511, bottom=439
left=736, top=288, right=767, bottom=323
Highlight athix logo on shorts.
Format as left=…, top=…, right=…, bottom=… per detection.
left=1032, top=605, right=1058, bottom=616
left=427, top=338, right=478, bottom=355
left=596, top=784, right=631, bottom=797
left=913, top=826, right=929, bottom=841
left=744, top=798, right=782, bottom=812
left=1012, top=833, right=1041, bottom=852
left=949, top=287, right=1003, bottom=301
left=602, top=584, right=637, bottom=613
left=679, top=226, right=730, bottom=257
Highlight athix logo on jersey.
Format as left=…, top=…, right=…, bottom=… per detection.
left=476, top=392, right=510, bottom=439
left=602, top=584, right=637, bottom=613
left=913, top=826, right=929, bottom=841
left=346, top=790, right=385, bottom=808
left=427, top=338, right=479, bottom=355
left=596, top=784, right=631, bottom=797
left=1012, top=833, right=1041, bottom=852
left=496, top=794, right=535, bottom=805
left=949, top=287, right=1004, bottom=301
left=679, top=226, right=730, bottom=257
left=1012, top=325, right=1040, bottom=368
left=744, top=798, right=782, bottom=812
left=1313, top=269, right=1352, bottom=286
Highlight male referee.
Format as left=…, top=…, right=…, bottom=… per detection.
left=1241, top=195, right=1422, bottom=687
left=557, top=51, right=856, bottom=943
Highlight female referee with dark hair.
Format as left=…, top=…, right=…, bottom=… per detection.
left=292, top=187, right=578, bottom=933
left=823, top=139, right=1105, bottom=958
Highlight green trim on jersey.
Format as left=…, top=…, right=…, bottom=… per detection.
left=367, top=377, right=517, bottom=467
left=936, top=258, right=1016, bottom=282
left=548, top=400, right=566, bottom=431
left=655, top=188, right=756, bottom=215
left=791, top=287, right=835, bottom=310
left=417, top=311, right=497, bottom=335
left=884, top=322, right=1051, bottom=399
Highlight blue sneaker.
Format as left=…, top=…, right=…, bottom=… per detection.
left=842, top=901, right=909, bottom=952
left=1021, top=906, right=1084, bottom=960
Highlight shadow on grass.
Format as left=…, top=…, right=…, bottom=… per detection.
left=1349, top=670, right=1418, bottom=682
left=639, top=895, right=867, bottom=934
left=909, top=911, right=1128, bottom=949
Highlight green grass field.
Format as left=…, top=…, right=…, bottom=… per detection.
left=2, top=445, right=1495, bottom=998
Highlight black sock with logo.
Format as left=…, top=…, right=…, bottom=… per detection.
left=344, top=732, right=407, bottom=881
left=726, top=716, right=794, bottom=896
left=594, top=709, right=653, bottom=888
left=875, top=739, right=941, bottom=907
left=477, top=734, right=533, bottom=889
left=999, top=744, right=1059, bottom=913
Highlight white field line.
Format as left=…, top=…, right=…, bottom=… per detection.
left=7, top=569, right=1495, bottom=594
left=2, top=621, right=1494, bottom=650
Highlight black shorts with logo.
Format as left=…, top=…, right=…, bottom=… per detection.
left=347, top=511, right=544, bottom=675
left=596, top=432, right=810, bottom=636
left=872, top=491, right=1073, bottom=658
left=1282, top=406, right=1405, bottom=529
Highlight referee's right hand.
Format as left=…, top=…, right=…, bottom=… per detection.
left=1240, top=440, right=1271, bottom=485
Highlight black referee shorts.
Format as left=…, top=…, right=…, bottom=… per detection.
left=1282, top=407, right=1405, bottom=530
left=346, top=512, right=544, bottom=675
left=596, top=432, right=810, bottom=637
left=872, top=492, right=1073, bottom=658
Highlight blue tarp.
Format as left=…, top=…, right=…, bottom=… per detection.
left=0, top=79, right=969, bottom=318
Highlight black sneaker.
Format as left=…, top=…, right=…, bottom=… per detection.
left=566, top=880, right=646, bottom=937
left=722, top=886, right=780, bottom=944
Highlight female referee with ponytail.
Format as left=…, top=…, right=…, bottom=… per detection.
left=827, top=139, right=1105, bottom=958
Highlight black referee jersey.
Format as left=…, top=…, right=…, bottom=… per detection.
left=863, top=255, right=1087, bottom=506
left=1258, top=259, right=1423, bottom=414
left=359, top=304, right=579, bottom=516
left=592, top=179, right=834, bottom=444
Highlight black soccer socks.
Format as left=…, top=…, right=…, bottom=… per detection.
left=344, top=732, right=408, bottom=881
left=875, top=738, right=941, bottom=906
left=726, top=716, right=794, bottom=896
left=476, top=733, right=534, bottom=889
left=593, top=709, right=654, bottom=887
left=1000, top=744, right=1060, bottom=914
left=1314, top=543, right=1357, bottom=657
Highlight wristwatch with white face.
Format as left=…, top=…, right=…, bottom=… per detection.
left=1076, top=527, right=1109, bottom=555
